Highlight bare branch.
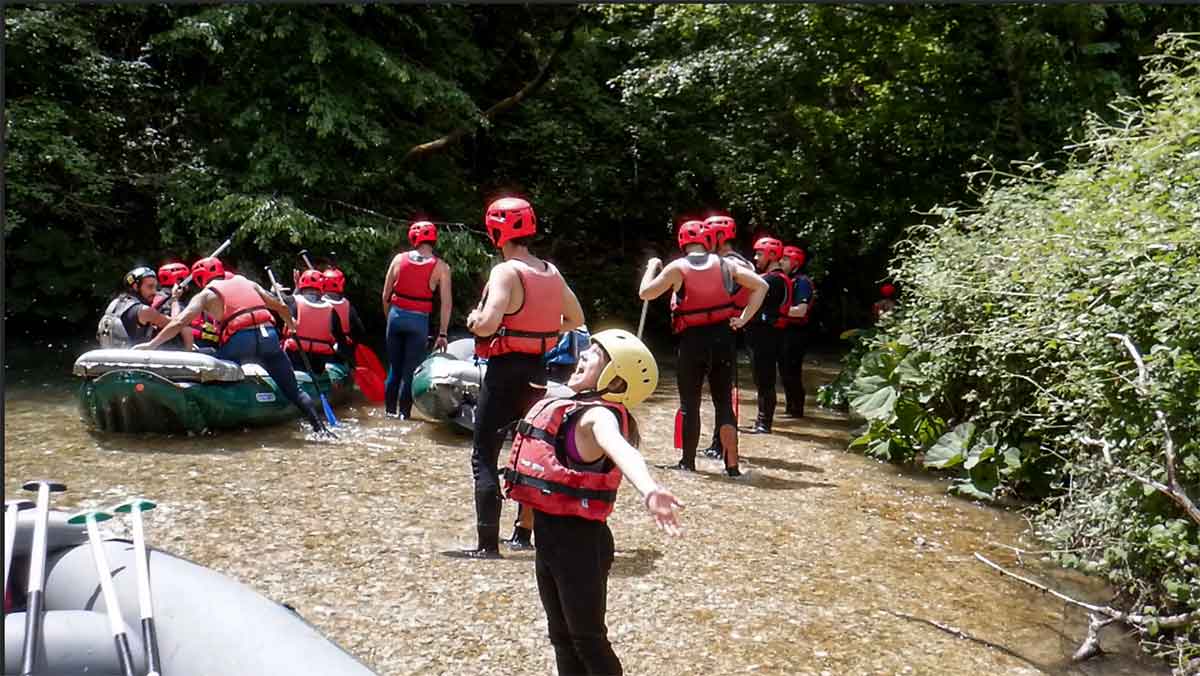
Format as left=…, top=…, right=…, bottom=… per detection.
left=1106, top=332, right=1149, bottom=394
left=975, top=553, right=1200, bottom=630
left=402, top=10, right=582, bottom=163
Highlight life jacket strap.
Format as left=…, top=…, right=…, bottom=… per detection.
left=503, top=470, right=618, bottom=503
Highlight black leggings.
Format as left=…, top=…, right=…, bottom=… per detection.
left=747, top=324, right=785, bottom=428
left=781, top=326, right=808, bottom=414
left=471, top=353, right=547, bottom=535
left=534, top=511, right=621, bottom=675
left=676, top=323, right=736, bottom=465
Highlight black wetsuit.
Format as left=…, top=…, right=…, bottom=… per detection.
left=677, top=322, right=736, bottom=468
left=747, top=270, right=788, bottom=431
left=782, top=273, right=814, bottom=416
left=471, top=352, right=547, bottom=552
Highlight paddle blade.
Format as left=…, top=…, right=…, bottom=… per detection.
left=320, top=394, right=339, bottom=427
left=673, top=409, right=683, bottom=451
left=353, top=366, right=386, bottom=403
left=354, top=344, right=386, bottom=380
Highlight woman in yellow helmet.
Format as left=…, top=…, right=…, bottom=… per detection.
left=503, top=328, right=683, bottom=675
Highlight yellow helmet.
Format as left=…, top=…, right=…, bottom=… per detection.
left=591, top=329, right=659, bottom=408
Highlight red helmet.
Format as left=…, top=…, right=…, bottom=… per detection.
left=408, top=221, right=437, bottom=247
left=191, top=257, right=225, bottom=288
left=705, top=215, right=736, bottom=247
left=677, top=220, right=711, bottom=251
left=297, top=269, right=326, bottom=292
left=881, top=283, right=896, bottom=298
left=782, top=245, right=806, bottom=268
left=753, top=237, right=784, bottom=264
left=323, top=267, right=346, bottom=294
left=157, top=263, right=189, bottom=287
left=485, top=197, right=537, bottom=248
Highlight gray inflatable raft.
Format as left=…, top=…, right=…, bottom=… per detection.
left=4, top=510, right=376, bottom=675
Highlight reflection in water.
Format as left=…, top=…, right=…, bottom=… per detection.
left=3, top=350, right=1164, bottom=675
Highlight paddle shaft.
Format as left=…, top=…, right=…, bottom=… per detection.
left=636, top=300, right=649, bottom=340
left=83, top=516, right=137, bottom=676
left=266, top=268, right=337, bottom=427
left=129, top=506, right=162, bottom=676
left=176, top=236, right=235, bottom=290
left=21, top=484, right=53, bottom=676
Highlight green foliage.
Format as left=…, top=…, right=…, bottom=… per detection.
left=848, top=33, right=1200, bottom=661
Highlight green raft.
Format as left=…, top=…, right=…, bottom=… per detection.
left=74, top=349, right=351, bottom=434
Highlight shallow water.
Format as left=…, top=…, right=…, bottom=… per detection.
left=3, top=346, right=1165, bottom=675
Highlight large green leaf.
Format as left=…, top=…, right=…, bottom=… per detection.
left=850, top=385, right=898, bottom=421
left=924, top=422, right=975, bottom=469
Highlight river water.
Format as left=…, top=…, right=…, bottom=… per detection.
left=3, top=343, right=1164, bottom=675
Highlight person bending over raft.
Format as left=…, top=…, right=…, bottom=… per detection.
left=381, top=221, right=453, bottom=419
left=503, top=328, right=682, bottom=675
left=322, top=266, right=367, bottom=366
left=458, top=196, right=586, bottom=560
left=132, top=257, right=328, bottom=434
left=98, top=266, right=193, bottom=351
left=158, top=262, right=223, bottom=354
left=780, top=245, right=814, bottom=418
left=700, top=215, right=756, bottom=459
left=282, top=269, right=352, bottom=374
left=746, top=237, right=793, bottom=435
left=639, top=220, right=766, bottom=476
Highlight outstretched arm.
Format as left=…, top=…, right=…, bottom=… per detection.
left=581, top=407, right=683, bottom=536
left=134, top=292, right=208, bottom=349
left=255, top=283, right=297, bottom=332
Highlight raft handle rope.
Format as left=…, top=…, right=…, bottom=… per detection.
left=113, top=499, right=162, bottom=676
left=66, top=509, right=137, bottom=676
left=20, top=479, right=67, bottom=676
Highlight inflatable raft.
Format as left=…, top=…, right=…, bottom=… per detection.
left=4, top=509, right=376, bottom=675
left=411, top=339, right=572, bottom=434
left=73, top=349, right=351, bottom=434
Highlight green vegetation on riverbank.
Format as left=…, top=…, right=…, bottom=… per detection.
left=845, top=34, right=1199, bottom=668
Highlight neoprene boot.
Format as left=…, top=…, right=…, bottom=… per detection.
left=506, top=526, right=534, bottom=551
left=460, top=491, right=502, bottom=559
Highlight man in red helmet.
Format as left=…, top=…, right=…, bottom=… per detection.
left=780, top=246, right=815, bottom=418
left=639, top=220, right=766, bottom=476
left=699, top=214, right=757, bottom=459
left=133, top=257, right=327, bottom=434
left=381, top=221, right=453, bottom=418
left=746, top=236, right=792, bottom=434
left=872, top=283, right=897, bottom=322
left=97, top=266, right=191, bottom=350
left=455, top=196, right=585, bottom=559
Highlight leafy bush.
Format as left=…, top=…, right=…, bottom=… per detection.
left=847, top=33, right=1199, bottom=665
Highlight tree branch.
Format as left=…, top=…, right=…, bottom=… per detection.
left=975, top=553, right=1200, bottom=630
left=401, top=10, right=582, bottom=163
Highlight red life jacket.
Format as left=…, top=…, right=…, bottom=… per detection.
left=723, top=251, right=754, bottom=309
left=390, top=252, right=437, bottom=314
left=503, top=397, right=631, bottom=522
left=283, top=294, right=337, bottom=355
left=764, top=269, right=793, bottom=329
left=475, top=261, right=565, bottom=359
left=210, top=275, right=275, bottom=345
left=325, top=295, right=353, bottom=346
left=190, top=312, right=220, bottom=346
left=788, top=273, right=815, bottom=327
left=671, top=253, right=737, bottom=334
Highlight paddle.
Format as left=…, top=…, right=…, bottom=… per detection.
left=175, top=232, right=237, bottom=291
left=66, top=509, right=137, bottom=676
left=112, top=499, right=162, bottom=676
left=266, top=266, right=339, bottom=429
left=638, top=260, right=685, bottom=453
left=21, top=480, right=67, bottom=676
left=353, top=344, right=386, bottom=403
